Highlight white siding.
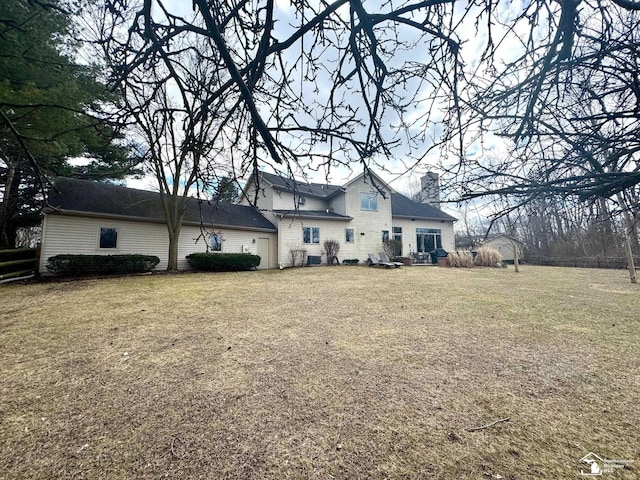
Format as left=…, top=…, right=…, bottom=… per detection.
left=240, top=177, right=274, bottom=211
left=272, top=190, right=329, bottom=210
left=40, top=214, right=171, bottom=272
left=275, top=177, right=395, bottom=264
left=329, top=194, right=347, bottom=215
left=276, top=217, right=397, bottom=267
left=483, top=237, right=520, bottom=261
left=40, top=214, right=277, bottom=273
left=276, top=217, right=361, bottom=266
left=342, top=176, right=393, bottom=260
left=199, top=226, right=277, bottom=269
left=391, top=218, right=455, bottom=255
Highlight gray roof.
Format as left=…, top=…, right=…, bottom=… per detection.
left=46, top=177, right=277, bottom=231
left=259, top=171, right=343, bottom=199
left=273, top=210, right=352, bottom=220
left=391, top=193, right=456, bottom=221
left=484, top=233, right=523, bottom=244
left=258, top=171, right=455, bottom=221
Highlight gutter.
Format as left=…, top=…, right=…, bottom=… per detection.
left=274, top=212, right=353, bottom=221
left=392, top=214, right=457, bottom=222
left=45, top=209, right=278, bottom=233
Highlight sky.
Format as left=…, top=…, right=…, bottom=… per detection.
left=118, top=0, right=531, bottom=225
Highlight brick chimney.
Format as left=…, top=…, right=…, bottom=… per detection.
left=420, top=172, right=440, bottom=205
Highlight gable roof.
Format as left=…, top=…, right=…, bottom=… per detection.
left=244, top=169, right=456, bottom=221
left=342, top=170, right=395, bottom=195
left=46, top=177, right=277, bottom=231
left=272, top=210, right=352, bottom=221
left=258, top=171, right=344, bottom=199
left=391, top=193, right=456, bottom=221
left=483, top=233, right=523, bottom=245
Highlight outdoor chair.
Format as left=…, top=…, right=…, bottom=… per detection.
left=367, top=253, right=395, bottom=268
left=378, top=252, right=403, bottom=268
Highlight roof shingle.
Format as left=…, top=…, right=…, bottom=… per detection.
left=47, top=177, right=277, bottom=231
left=391, top=193, right=456, bottom=221
left=259, top=171, right=343, bottom=199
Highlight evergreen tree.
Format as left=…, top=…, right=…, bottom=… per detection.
left=212, top=175, right=240, bottom=204
left=0, top=0, right=140, bottom=248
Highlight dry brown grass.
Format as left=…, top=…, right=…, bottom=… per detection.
left=475, top=247, right=503, bottom=267
left=447, top=250, right=474, bottom=268
left=1, top=266, right=639, bottom=479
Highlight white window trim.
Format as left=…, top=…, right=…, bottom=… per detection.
left=97, top=226, right=119, bottom=250
left=345, top=228, right=355, bottom=243
left=209, top=232, right=223, bottom=252
left=303, top=226, right=320, bottom=244
left=360, top=192, right=378, bottom=211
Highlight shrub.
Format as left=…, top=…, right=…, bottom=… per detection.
left=447, top=250, right=474, bottom=268
left=383, top=239, right=402, bottom=259
left=342, top=258, right=360, bottom=265
left=474, top=247, right=503, bottom=267
left=186, top=253, right=261, bottom=271
left=288, top=247, right=307, bottom=267
left=324, top=239, right=340, bottom=265
left=46, top=254, right=160, bottom=276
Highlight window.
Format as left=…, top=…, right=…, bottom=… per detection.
left=99, top=227, right=118, bottom=249
left=393, top=226, right=402, bottom=242
left=303, top=226, right=320, bottom=244
left=210, top=233, right=222, bottom=252
left=416, top=228, right=442, bottom=252
left=382, top=230, right=389, bottom=242
left=360, top=192, right=378, bottom=211
left=345, top=228, right=354, bottom=243
left=393, top=227, right=402, bottom=255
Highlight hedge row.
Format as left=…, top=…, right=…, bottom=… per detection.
left=186, top=253, right=261, bottom=271
left=46, top=254, right=160, bottom=276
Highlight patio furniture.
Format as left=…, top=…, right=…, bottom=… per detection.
left=367, top=253, right=395, bottom=268
left=412, top=252, right=430, bottom=264
left=378, top=252, right=403, bottom=268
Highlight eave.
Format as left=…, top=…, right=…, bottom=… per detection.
left=44, top=209, right=278, bottom=233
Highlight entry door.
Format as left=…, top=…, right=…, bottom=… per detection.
left=257, top=237, right=270, bottom=269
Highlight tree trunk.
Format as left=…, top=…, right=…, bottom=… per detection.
left=597, top=198, right=616, bottom=254
left=157, top=186, right=188, bottom=272
left=623, top=190, right=640, bottom=255
left=622, top=239, right=637, bottom=284
left=0, top=161, right=19, bottom=249
left=628, top=214, right=640, bottom=256
left=616, top=193, right=637, bottom=284
left=166, top=226, right=181, bottom=272
left=513, top=242, right=520, bottom=273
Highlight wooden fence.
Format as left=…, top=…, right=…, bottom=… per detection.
left=524, top=255, right=640, bottom=270
left=0, top=247, right=38, bottom=283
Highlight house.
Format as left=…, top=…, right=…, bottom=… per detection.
left=39, top=177, right=278, bottom=272
left=39, top=171, right=456, bottom=274
left=482, top=234, right=523, bottom=263
left=240, top=170, right=456, bottom=267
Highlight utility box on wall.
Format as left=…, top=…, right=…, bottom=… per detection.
left=307, top=255, right=322, bottom=266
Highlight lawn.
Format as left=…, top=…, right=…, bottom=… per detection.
left=1, top=266, right=638, bottom=479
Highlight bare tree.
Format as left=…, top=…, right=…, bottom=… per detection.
left=95, top=1, right=640, bottom=279
left=92, top=0, right=474, bottom=269
left=449, top=1, right=640, bottom=281
left=91, top=4, right=234, bottom=270
left=99, top=0, right=468, bottom=179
